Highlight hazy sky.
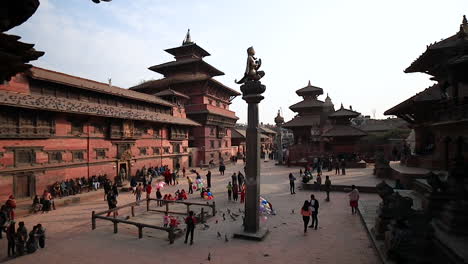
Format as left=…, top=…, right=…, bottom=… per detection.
left=9, top=0, right=468, bottom=123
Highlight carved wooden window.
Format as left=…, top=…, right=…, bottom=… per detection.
left=210, top=127, right=215, bottom=136
left=183, top=147, right=188, bottom=153
left=19, top=111, right=35, bottom=135
left=218, top=140, right=222, bottom=148
left=71, top=122, right=83, bottom=134
left=139, top=147, right=147, bottom=155
left=208, top=99, right=213, bottom=105
left=171, top=143, right=181, bottom=154
left=225, top=152, right=229, bottom=156
left=16, top=149, right=36, bottom=166
left=225, top=141, right=228, bottom=147
left=210, top=140, right=215, bottom=149
left=72, top=151, right=84, bottom=161
left=152, top=147, right=160, bottom=155
left=93, top=124, right=105, bottom=134
left=210, top=153, right=214, bottom=158
left=170, top=127, right=186, bottom=140
left=163, top=147, right=170, bottom=154
left=95, top=149, right=106, bottom=159
left=153, top=127, right=160, bottom=138
left=49, top=151, right=63, bottom=163
left=116, top=143, right=131, bottom=158
left=216, top=101, right=220, bottom=107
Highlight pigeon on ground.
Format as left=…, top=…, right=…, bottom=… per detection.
left=291, top=209, right=295, bottom=214
left=231, top=213, right=239, bottom=217
left=229, top=213, right=236, bottom=221
left=203, top=223, right=210, bottom=230
left=223, top=213, right=226, bottom=221
left=216, top=220, right=218, bottom=224
left=225, top=234, right=229, bottom=242
left=227, top=209, right=231, bottom=214
left=217, top=232, right=222, bottom=239
left=208, top=253, right=211, bottom=261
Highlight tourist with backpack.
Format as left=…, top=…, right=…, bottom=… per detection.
left=184, top=211, right=197, bottom=245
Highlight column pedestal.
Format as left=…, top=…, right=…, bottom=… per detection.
left=233, top=80, right=269, bottom=241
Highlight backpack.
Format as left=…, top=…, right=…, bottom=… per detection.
left=186, top=216, right=194, bottom=225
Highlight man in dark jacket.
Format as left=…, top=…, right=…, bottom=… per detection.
left=206, top=170, right=212, bottom=188
left=309, top=194, right=319, bottom=229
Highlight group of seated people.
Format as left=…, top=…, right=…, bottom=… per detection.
left=48, top=175, right=108, bottom=198
left=135, top=165, right=170, bottom=180
left=162, top=189, right=188, bottom=201
left=31, top=190, right=54, bottom=213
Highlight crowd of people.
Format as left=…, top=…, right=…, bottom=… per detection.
left=226, top=171, right=246, bottom=203
left=1, top=197, right=46, bottom=258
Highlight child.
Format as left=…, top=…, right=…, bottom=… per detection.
left=36, top=224, right=46, bottom=248
left=169, top=216, right=179, bottom=229
left=240, top=184, right=246, bottom=203
left=348, top=185, right=360, bottom=214
left=163, top=212, right=170, bottom=228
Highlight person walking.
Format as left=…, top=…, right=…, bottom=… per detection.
left=135, top=183, right=143, bottom=202
left=206, top=170, right=212, bottom=188
left=226, top=182, right=233, bottom=201
left=240, top=184, right=246, bottom=203
left=237, top=172, right=244, bottom=189
left=219, top=163, right=226, bottom=175
left=182, top=167, right=186, bottom=178
left=187, top=176, right=193, bottom=194
left=316, top=174, right=322, bottom=191
left=300, top=200, right=312, bottom=234
left=324, top=176, right=331, bottom=201
left=288, top=173, right=296, bottom=194
left=156, top=188, right=163, bottom=206
left=232, top=184, right=239, bottom=202
left=340, top=159, right=346, bottom=175
left=349, top=185, right=360, bottom=214
left=184, top=211, right=197, bottom=245
left=309, top=194, right=319, bottom=230
left=334, top=159, right=340, bottom=175
left=231, top=173, right=237, bottom=186
left=130, top=177, right=137, bottom=194
left=146, top=183, right=152, bottom=199
left=106, top=191, right=118, bottom=217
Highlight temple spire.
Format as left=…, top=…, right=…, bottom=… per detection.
left=463, top=15, right=467, bottom=25
left=340, top=103, right=344, bottom=109
left=182, top=29, right=193, bottom=46
left=308, top=80, right=311, bottom=86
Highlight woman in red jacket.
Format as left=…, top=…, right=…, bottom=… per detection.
left=184, top=211, right=197, bottom=245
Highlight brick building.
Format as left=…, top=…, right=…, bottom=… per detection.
left=0, top=67, right=199, bottom=200
left=130, top=30, right=240, bottom=166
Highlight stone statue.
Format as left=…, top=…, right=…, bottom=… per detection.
left=235, top=47, right=265, bottom=84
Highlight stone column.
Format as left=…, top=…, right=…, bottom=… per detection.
left=242, top=81, right=265, bottom=233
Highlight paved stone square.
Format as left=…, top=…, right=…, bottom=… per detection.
left=1, top=162, right=380, bottom=264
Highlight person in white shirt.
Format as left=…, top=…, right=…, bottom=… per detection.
left=348, top=185, right=360, bottom=214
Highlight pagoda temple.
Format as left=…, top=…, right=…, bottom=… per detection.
left=131, top=30, right=240, bottom=166
left=283, top=81, right=366, bottom=164
left=382, top=15, right=468, bottom=263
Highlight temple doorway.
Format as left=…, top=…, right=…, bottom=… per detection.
left=118, top=162, right=129, bottom=180
left=14, top=173, right=35, bottom=198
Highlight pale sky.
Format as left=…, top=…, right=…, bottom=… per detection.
left=9, top=0, right=468, bottom=124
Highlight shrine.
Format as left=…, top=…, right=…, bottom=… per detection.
left=283, top=81, right=367, bottom=165
left=130, top=30, right=240, bottom=167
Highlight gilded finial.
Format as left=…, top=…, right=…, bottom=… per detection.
left=308, top=80, right=311, bottom=86
left=182, top=29, right=193, bottom=45
left=340, top=103, right=344, bottom=109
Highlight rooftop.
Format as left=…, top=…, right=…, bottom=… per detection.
left=29, top=67, right=173, bottom=108
left=321, top=125, right=367, bottom=137
left=384, top=83, right=442, bottom=115
left=296, top=80, right=324, bottom=97
left=0, top=90, right=200, bottom=126
left=328, top=104, right=360, bottom=118
left=289, top=98, right=324, bottom=112
left=283, top=114, right=321, bottom=128
left=148, top=58, right=224, bottom=77
left=154, top=89, right=190, bottom=100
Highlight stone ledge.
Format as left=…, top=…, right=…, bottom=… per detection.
left=233, top=227, right=269, bottom=241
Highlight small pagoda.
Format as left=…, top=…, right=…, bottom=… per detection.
left=283, top=81, right=366, bottom=164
